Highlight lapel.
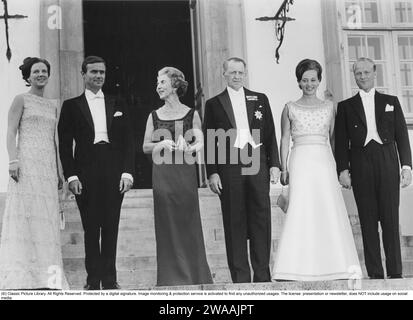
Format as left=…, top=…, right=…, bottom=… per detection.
left=374, top=91, right=385, bottom=124
left=78, top=93, right=94, bottom=129
left=244, top=88, right=256, bottom=126
left=77, top=92, right=115, bottom=132
left=351, top=93, right=367, bottom=128
left=218, top=89, right=237, bottom=128
left=105, top=95, right=115, bottom=132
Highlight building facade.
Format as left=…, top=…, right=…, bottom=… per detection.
left=1, top=0, right=413, bottom=192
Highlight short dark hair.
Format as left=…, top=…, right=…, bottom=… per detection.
left=19, top=57, right=51, bottom=87
left=158, top=67, right=189, bottom=97
left=223, top=57, right=247, bottom=72
left=295, top=59, right=322, bottom=82
left=81, top=55, right=106, bottom=73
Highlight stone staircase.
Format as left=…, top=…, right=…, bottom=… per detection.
left=1, top=189, right=413, bottom=290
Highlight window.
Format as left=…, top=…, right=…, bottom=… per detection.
left=394, top=32, right=413, bottom=113
left=340, top=0, right=413, bottom=120
left=393, top=1, right=413, bottom=24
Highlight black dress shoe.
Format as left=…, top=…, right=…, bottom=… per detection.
left=388, top=274, right=403, bottom=279
left=274, top=279, right=294, bottom=282
left=84, top=283, right=101, bottom=290
left=102, top=282, right=121, bottom=290
left=369, top=275, right=385, bottom=280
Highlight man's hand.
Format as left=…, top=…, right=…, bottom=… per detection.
left=120, top=177, right=133, bottom=194
left=270, top=167, right=281, bottom=184
left=401, top=168, right=412, bottom=188
left=58, top=176, right=64, bottom=190
left=339, top=170, right=352, bottom=189
left=69, top=180, right=83, bottom=195
left=280, top=171, right=289, bottom=186
left=208, top=173, right=222, bottom=196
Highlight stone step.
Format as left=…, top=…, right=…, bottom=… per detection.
left=65, top=267, right=233, bottom=290
left=159, top=278, right=413, bottom=291
left=63, top=254, right=230, bottom=272
left=4, top=189, right=413, bottom=290
left=64, top=263, right=413, bottom=290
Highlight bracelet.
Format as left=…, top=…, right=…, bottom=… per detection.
left=9, top=160, right=19, bottom=165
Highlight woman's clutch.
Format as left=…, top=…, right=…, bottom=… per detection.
left=276, top=187, right=289, bottom=214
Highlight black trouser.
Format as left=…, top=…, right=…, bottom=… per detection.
left=351, top=141, right=402, bottom=278
left=76, top=144, right=124, bottom=287
left=219, top=160, right=271, bottom=283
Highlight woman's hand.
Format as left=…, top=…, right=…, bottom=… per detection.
left=159, top=139, right=176, bottom=152
left=175, top=135, right=187, bottom=152
left=280, top=171, right=289, bottom=186
left=9, top=162, right=20, bottom=182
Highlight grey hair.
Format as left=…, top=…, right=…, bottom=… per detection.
left=158, top=66, right=188, bottom=97
left=353, top=57, right=376, bottom=73
left=223, top=57, right=247, bottom=72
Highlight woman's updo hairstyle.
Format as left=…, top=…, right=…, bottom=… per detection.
left=158, top=67, right=188, bottom=97
left=295, top=59, right=322, bottom=83
left=19, top=57, right=51, bottom=87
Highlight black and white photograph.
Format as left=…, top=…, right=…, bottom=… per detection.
left=1, top=0, right=413, bottom=306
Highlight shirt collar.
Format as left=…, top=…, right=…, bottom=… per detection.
left=85, top=89, right=104, bottom=100
left=359, top=88, right=375, bottom=99
left=227, top=86, right=245, bottom=98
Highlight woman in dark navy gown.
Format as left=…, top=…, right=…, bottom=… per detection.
left=143, top=67, right=212, bottom=286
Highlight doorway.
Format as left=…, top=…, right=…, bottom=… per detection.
left=83, top=0, right=196, bottom=188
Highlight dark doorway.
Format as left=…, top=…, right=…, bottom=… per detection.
left=83, top=0, right=195, bottom=188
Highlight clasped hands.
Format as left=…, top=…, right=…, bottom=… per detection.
left=158, top=136, right=196, bottom=153
left=338, top=168, right=412, bottom=189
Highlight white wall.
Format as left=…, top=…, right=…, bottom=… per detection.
left=0, top=0, right=40, bottom=191
left=243, top=0, right=326, bottom=140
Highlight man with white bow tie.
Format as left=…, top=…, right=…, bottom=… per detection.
left=58, top=56, right=135, bottom=290
left=203, top=57, right=280, bottom=283
left=335, top=57, right=412, bottom=280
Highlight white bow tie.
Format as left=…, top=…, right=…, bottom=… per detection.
left=360, top=89, right=375, bottom=99
left=86, top=90, right=104, bottom=100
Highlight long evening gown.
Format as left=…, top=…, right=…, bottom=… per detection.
left=272, top=100, right=362, bottom=281
left=151, top=108, right=212, bottom=286
left=0, top=93, right=69, bottom=290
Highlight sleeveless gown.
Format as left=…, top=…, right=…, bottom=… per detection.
left=0, top=93, right=69, bottom=290
left=272, top=101, right=362, bottom=281
left=151, top=108, right=212, bottom=286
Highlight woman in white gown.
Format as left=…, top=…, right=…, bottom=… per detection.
left=272, top=59, right=362, bottom=281
left=0, top=57, right=69, bottom=290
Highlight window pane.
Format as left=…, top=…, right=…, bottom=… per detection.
left=364, top=1, right=379, bottom=23
left=400, top=63, right=413, bottom=86
left=375, top=64, right=385, bottom=87
left=344, top=0, right=381, bottom=25
left=394, top=1, right=413, bottom=23
left=345, top=1, right=361, bottom=23
left=398, top=36, right=411, bottom=59
left=348, top=37, right=365, bottom=59
left=402, top=90, right=413, bottom=112
left=367, top=37, right=383, bottom=60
